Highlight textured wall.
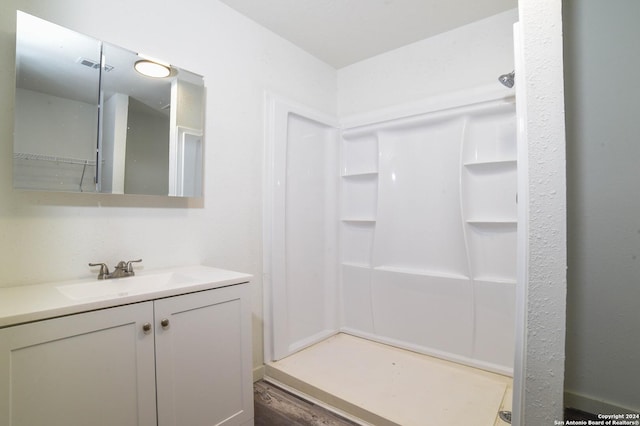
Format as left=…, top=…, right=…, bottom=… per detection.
left=517, top=0, right=567, bottom=424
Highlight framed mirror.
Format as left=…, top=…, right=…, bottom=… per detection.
left=13, top=11, right=205, bottom=197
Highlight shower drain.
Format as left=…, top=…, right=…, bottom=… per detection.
left=498, top=410, right=512, bottom=424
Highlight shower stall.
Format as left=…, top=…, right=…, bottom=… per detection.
left=263, top=85, right=517, bottom=424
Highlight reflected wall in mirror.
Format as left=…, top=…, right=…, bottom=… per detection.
left=14, top=11, right=100, bottom=193
left=13, top=11, right=205, bottom=197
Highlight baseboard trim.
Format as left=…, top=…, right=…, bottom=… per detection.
left=253, top=364, right=265, bottom=383
left=564, top=391, right=639, bottom=415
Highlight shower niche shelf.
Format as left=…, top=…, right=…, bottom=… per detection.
left=341, top=173, right=378, bottom=221
left=474, top=276, right=517, bottom=285
left=341, top=261, right=372, bottom=269
left=463, top=159, right=516, bottom=169
left=373, top=265, right=469, bottom=281
left=341, top=221, right=375, bottom=266
left=466, top=220, right=517, bottom=225
left=462, top=109, right=516, bottom=165
left=341, top=133, right=378, bottom=176
left=341, top=171, right=378, bottom=178
left=462, top=165, right=517, bottom=220
left=466, top=222, right=517, bottom=282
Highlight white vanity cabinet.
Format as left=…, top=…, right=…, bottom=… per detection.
left=154, top=284, right=253, bottom=426
left=0, top=301, right=157, bottom=426
left=0, top=281, right=253, bottom=426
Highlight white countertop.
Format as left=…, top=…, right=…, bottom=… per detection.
left=0, top=265, right=252, bottom=328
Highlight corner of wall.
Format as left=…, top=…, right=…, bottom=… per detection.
left=517, top=0, right=567, bottom=424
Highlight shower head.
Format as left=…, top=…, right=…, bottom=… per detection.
left=498, top=71, right=515, bottom=88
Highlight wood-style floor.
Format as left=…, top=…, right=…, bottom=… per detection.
left=255, top=380, right=602, bottom=425
left=254, top=380, right=358, bottom=426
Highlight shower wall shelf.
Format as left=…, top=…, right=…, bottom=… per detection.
left=267, top=91, right=518, bottom=377
left=341, top=261, right=372, bottom=269
left=475, top=277, right=517, bottom=285
left=466, top=220, right=517, bottom=225
left=341, top=174, right=378, bottom=220
left=337, top=96, right=517, bottom=375
left=463, top=159, right=516, bottom=169
left=341, top=171, right=378, bottom=178
left=341, top=133, right=378, bottom=176
left=463, top=165, right=517, bottom=219
left=373, top=265, right=469, bottom=281
left=340, top=173, right=379, bottom=181
left=341, top=220, right=375, bottom=267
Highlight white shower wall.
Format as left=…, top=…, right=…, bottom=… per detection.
left=265, top=99, right=340, bottom=361
left=267, top=91, right=516, bottom=375
left=339, top=98, right=517, bottom=374
left=284, top=114, right=339, bottom=350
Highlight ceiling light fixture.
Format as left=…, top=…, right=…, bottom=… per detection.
left=134, top=60, right=171, bottom=78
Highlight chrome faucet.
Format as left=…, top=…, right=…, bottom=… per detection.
left=89, top=259, right=142, bottom=280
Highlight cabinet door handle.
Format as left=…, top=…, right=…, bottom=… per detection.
left=142, top=322, right=152, bottom=334
left=160, top=318, right=170, bottom=329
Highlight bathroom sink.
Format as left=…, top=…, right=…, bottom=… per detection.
left=57, top=272, right=196, bottom=301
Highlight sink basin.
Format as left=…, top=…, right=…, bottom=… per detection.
left=57, top=272, right=196, bottom=301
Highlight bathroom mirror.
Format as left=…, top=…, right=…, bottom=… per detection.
left=13, top=11, right=205, bottom=197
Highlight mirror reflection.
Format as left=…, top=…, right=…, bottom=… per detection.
left=13, top=11, right=205, bottom=197
left=14, top=11, right=100, bottom=193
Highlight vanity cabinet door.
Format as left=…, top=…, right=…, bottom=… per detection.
left=0, top=302, right=157, bottom=426
left=154, top=284, right=253, bottom=426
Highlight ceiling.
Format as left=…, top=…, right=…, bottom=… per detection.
left=219, top=0, right=518, bottom=68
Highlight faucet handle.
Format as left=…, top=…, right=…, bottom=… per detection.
left=88, top=262, right=110, bottom=280
left=126, top=259, right=143, bottom=273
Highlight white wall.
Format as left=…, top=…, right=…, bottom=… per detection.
left=14, top=88, right=97, bottom=159
left=564, top=0, right=640, bottom=415
left=516, top=1, right=567, bottom=424
left=337, top=9, right=518, bottom=117
left=13, top=88, right=99, bottom=192
left=124, top=100, right=170, bottom=196
left=0, top=0, right=336, bottom=375
left=102, top=93, right=129, bottom=194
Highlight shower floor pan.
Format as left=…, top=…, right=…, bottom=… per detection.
left=264, top=333, right=512, bottom=426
